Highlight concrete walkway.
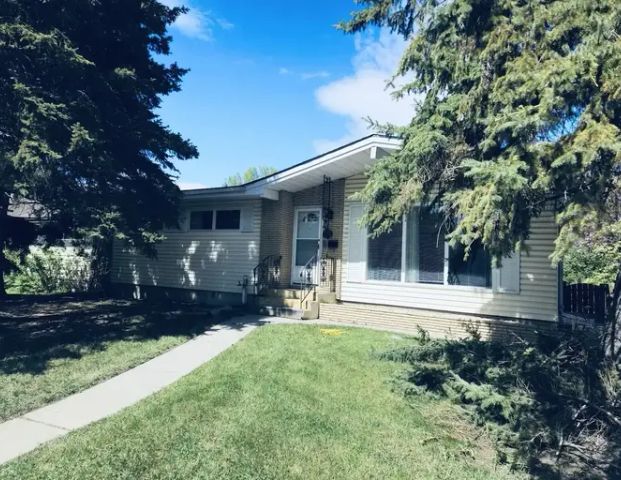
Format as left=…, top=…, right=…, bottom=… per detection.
left=0, top=315, right=276, bottom=465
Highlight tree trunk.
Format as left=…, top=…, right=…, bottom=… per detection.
left=0, top=247, right=5, bottom=298
left=88, top=234, right=113, bottom=295
left=607, top=264, right=621, bottom=361
left=0, top=196, right=8, bottom=298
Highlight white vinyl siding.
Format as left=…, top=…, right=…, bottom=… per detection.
left=341, top=174, right=558, bottom=322
left=111, top=199, right=261, bottom=294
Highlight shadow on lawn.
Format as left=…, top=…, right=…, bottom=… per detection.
left=0, top=293, right=253, bottom=376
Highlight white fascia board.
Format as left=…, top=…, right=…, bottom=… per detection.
left=260, top=137, right=402, bottom=188
left=183, top=186, right=244, bottom=196
left=182, top=186, right=256, bottom=202
left=180, top=135, right=402, bottom=201
left=182, top=185, right=278, bottom=202
left=254, top=187, right=279, bottom=200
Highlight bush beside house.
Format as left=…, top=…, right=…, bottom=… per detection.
left=5, top=247, right=91, bottom=295
left=384, top=329, right=621, bottom=479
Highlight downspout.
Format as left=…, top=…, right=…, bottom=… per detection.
left=239, top=275, right=249, bottom=306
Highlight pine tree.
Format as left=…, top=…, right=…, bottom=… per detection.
left=340, top=0, right=621, bottom=349
left=0, top=0, right=198, bottom=294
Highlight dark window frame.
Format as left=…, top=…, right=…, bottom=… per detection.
left=189, top=210, right=214, bottom=230
left=215, top=209, right=241, bottom=230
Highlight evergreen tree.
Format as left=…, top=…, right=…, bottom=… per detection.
left=341, top=0, right=621, bottom=346
left=0, top=0, right=198, bottom=294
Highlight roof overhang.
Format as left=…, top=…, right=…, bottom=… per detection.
left=181, top=134, right=402, bottom=202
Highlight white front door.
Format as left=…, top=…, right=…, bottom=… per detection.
left=291, top=208, right=322, bottom=285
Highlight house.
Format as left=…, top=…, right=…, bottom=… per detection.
left=111, top=135, right=560, bottom=340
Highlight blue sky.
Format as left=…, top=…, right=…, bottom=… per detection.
left=159, top=0, right=413, bottom=188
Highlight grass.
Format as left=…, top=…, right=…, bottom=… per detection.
left=0, top=295, right=230, bottom=422
left=0, top=324, right=525, bottom=480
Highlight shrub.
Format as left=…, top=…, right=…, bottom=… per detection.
left=382, top=329, right=621, bottom=479
left=563, top=243, right=620, bottom=285
left=5, top=247, right=91, bottom=294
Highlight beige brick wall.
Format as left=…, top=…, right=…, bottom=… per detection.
left=259, top=191, right=293, bottom=286
left=292, top=184, right=322, bottom=207
left=258, top=179, right=345, bottom=290
left=319, top=302, right=558, bottom=342
left=321, top=179, right=344, bottom=297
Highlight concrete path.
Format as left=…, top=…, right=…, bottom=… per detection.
left=0, top=315, right=275, bottom=465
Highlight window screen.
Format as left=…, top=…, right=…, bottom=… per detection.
left=190, top=211, right=213, bottom=230
left=215, top=210, right=240, bottom=230
left=367, top=222, right=403, bottom=281
left=448, top=241, right=492, bottom=287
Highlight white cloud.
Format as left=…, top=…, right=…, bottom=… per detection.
left=177, top=180, right=208, bottom=190
left=160, top=0, right=233, bottom=41
left=279, top=68, right=331, bottom=80
left=301, top=71, right=331, bottom=80
left=216, top=18, right=235, bottom=30
left=313, top=30, right=416, bottom=153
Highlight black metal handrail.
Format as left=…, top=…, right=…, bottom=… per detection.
left=299, top=252, right=318, bottom=308
left=253, top=255, right=281, bottom=294
left=319, top=256, right=336, bottom=293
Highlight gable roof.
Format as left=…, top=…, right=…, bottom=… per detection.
left=183, top=134, right=402, bottom=201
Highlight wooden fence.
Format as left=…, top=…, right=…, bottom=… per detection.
left=562, top=282, right=609, bottom=323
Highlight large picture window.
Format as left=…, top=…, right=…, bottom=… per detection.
left=367, top=222, right=403, bottom=281
left=406, top=207, right=444, bottom=284
left=363, top=206, right=492, bottom=288
left=448, top=241, right=492, bottom=288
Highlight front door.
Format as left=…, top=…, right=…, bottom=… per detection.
left=291, top=208, right=322, bottom=285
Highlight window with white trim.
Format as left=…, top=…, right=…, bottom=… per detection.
left=367, top=222, right=403, bottom=281
left=189, top=209, right=241, bottom=230
left=448, top=240, right=492, bottom=288
left=405, top=207, right=445, bottom=284
left=364, top=206, right=492, bottom=288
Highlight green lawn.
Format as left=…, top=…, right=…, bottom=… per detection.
left=0, top=295, right=227, bottom=422
left=1, top=324, right=525, bottom=480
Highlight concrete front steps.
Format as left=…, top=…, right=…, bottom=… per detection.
left=251, top=288, right=319, bottom=320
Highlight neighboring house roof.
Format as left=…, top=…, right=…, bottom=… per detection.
left=182, top=134, right=402, bottom=202
left=8, top=200, right=41, bottom=221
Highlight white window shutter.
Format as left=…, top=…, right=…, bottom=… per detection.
left=240, top=207, right=254, bottom=232
left=347, top=204, right=367, bottom=282
left=493, top=252, right=520, bottom=293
